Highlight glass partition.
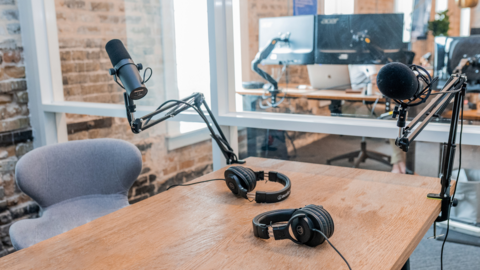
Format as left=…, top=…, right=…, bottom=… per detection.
left=232, top=0, right=480, bottom=128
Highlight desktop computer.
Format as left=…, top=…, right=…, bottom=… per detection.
left=433, top=35, right=480, bottom=91
left=258, top=15, right=316, bottom=65
left=314, top=14, right=404, bottom=65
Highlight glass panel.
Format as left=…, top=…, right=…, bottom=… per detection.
left=56, top=0, right=211, bottom=132
left=233, top=0, right=480, bottom=128
left=238, top=127, right=479, bottom=178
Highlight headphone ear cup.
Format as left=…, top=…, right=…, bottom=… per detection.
left=305, top=205, right=334, bottom=239
left=225, top=166, right=257, bottom=192
left=293, top=205, right=334, bottom=247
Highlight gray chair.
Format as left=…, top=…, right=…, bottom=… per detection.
left=9, top=138, right=142, bottom=250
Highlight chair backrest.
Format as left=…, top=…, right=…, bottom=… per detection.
left=15, top=138, right=142, bottom=208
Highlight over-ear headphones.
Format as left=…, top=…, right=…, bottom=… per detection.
left=252, top=205, right=334, bottom=247
left=224, top=166, right=291, bottom=203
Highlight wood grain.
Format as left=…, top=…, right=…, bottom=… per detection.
left=0, top=158, right=443, bottom=270
left=443, top=109, right=480, bottom=121
left=237, top=86, right=385, bottom=102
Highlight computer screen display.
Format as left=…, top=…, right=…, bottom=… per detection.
left=433, top=35, right=480, bottom=91
left=315, top=14, right=404, bottom=65
left=258, top=15, right=315, bottom=65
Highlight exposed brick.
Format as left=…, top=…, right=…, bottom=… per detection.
left=0, top=94, right=11, bottom=104
left=67, top=118, right=113, bottom=134
left=0, top=128, right=32, bottom=147
left=0, top=39, right=16, bottom=50
left=15, top=142, right=32, bottom=157
left=179, top=160, right=195, bottom=170
left=0, top=223, right=9, bottom=237
left=0, top=211, right=11, bottom=225
left=64, top=0, right=86, bottom=9
left=77, top=25, right=101, bottom=35
left=0, top=80, right=26, bottom=92
left=90, top=2, right=114, bottom=12
left=4, top=66, right=24, bottom=78
left=1, top=10, right=17, bottom=21
left=133, top=176, right=148, bottom=187
left=6, top=23, right=19, bottom=35
left=136, top=143, right=153, bottom=152
left=0, top=117, right=28, bottom=132
left=0, top=0, right=15, bottom=5
left=9, top=201, right=39, bottom=219
left=134, top=184, right=155, bottom=197
left=129, top=194, right=148, bottom=204
left=71, top=50, right=86, bottom=61
left=59, top=51, right=71, bottom=61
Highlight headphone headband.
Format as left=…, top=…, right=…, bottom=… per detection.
left=224, top=167, right=291, bottom=204
left=252, top=205, right=335, bottom=247
left=255, top=172, right=291, bottom=203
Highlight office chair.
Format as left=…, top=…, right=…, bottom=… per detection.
left=327, top=51, right=415, bottom=169
left=9, top=138, right=142, bottom=250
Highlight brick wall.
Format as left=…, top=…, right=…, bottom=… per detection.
left=0, top=0, right=37, bottom=257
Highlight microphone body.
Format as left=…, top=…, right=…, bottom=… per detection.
left=106, top=39, right=148, bottom=100
left=376, top=62, right=419, bottom=100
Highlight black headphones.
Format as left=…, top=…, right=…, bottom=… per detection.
left=224, top=166, right=291, bottom=203
left=252, top=205, right=334, bottom=247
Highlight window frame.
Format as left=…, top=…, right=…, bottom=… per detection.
left=20, top=0, right=480, bottom=171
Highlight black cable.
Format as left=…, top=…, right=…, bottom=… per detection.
left=143, top=67, right=153, bottom=83
left=166, top=179, right=225, bottom=190
left=312, top=229, right=352, bottom=270
left=440, top=93, right=464, bottom=270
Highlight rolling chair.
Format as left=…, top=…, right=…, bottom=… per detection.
left=9, top=138, right=142, bottom=250
left=327, top=51, right=415, bottom=169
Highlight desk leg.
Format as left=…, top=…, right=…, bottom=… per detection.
left=406, top=141, right=416, bottom=174
left=401, top=258, right=411, bottom=270
left=329, top=100, right=342, bottom=115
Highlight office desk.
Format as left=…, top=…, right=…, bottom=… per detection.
left=0, top=158, right=443, bottom=270
left=236, top=87, right=385, bottom=102
left=443, top=109, right=480, bottom=121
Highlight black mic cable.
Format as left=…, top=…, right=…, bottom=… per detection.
left=312, top=229, right=352, bottom=270
left=440, top=93, right=464, bottom=270
left=166, top=179, right=225, bottom=190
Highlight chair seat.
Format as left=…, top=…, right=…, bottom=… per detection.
left=10, top=194, right=129, bottom=250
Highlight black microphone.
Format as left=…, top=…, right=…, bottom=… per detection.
left=376, top=62, right=419, bottom=100
left=105, top=39, right=148, bottom=100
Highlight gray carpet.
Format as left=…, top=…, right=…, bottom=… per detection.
left=259, top=134, right=480, bottom=269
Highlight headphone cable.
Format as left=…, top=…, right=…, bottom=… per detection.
left=166, top=179, right=225, bottom=190
left=312, top=229, right=352, bottom=270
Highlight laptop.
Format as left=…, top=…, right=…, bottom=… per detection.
left=307, top=65, right=351, bottom=90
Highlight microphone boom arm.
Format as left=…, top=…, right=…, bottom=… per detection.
left=123, top=92, right=245, bottom=165
left=393, top=59, right=470, bottom=222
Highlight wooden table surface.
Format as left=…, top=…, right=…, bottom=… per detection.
left=443, top=109, right=480, bottom=121
left=236, top=87, right=385, bottom=102
left=0, top=158, right=443, bottom=270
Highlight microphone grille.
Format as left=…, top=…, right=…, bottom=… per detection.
left=376, top=62, right=419, bottom=100
left=105, top=39, right=131, bottom=67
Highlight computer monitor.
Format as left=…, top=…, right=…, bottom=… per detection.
left=258, top=15, right=315, bottom=65
left=315, top=14, right=404, bottom=65
left=433, top=36, right=480, bottom=91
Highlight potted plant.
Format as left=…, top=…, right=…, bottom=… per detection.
left=428, top=10, right=450, bottom=36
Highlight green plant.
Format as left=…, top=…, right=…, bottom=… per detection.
left=428, top=10, right=450, bottom=36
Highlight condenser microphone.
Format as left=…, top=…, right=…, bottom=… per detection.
left=105, top=39, right=148, bottom=100
left=376, top=62, right=419, bottom=100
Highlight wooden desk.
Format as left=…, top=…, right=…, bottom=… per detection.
left=0, top=158, right=443, bottom=270
left=237, top=87, right=385, bottom=103
left=443, top=109, right=480, bottom=121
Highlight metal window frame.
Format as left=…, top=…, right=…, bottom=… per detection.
left=19, top=0, right=480, bottom=171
